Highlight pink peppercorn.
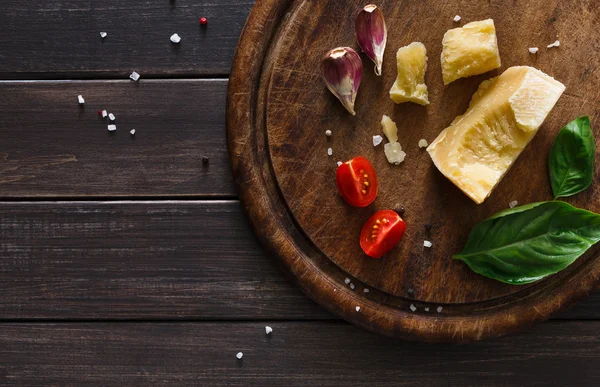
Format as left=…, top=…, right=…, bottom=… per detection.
left=200, top=17, right=208, bottom=25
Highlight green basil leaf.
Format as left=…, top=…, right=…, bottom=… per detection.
left=453, top=201, right=600, bottom=285
left=549, top=116, right=595, bottom=199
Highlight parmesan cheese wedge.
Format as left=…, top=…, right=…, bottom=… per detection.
left=441, top=19, right=501, bottom=85
left=427, top=66, right=565, bottom=204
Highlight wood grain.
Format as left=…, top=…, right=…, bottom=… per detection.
left=228, top=0, right=600, bottom=340
left=0, top=0, right=254, bottom=79
left=0, top=201, right=327, bottom=320
left=0, top=80, right=235, bottom=197
left=1, top=321, right=600, bottom=386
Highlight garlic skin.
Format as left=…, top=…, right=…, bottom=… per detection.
left=321, top=47, right=363, bottom=115
left=355, top=4, right=387, bottom=76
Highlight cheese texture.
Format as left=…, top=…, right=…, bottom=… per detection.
left=427, top=66, right=565, bottom=204
left=390, top=42, right=429, bottom=105
left=441, top=19, right=501, bottom=85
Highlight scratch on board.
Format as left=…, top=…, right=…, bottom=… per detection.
left=0, top=153, right=77, bottom=184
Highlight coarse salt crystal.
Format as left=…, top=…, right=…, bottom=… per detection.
left=418, top=139, right=428, bottom=148
left=265, top=326, right=273, bottom=335
left=344, top=277, right=350, bottom=284
left=423, top=240, right=432, bottom=248
left=528, top=47, right=539, bottom=54
left=437, top=306, right=443, bottom=313
left=363, top=288, right=369, bottom=293
left=108, top=113, right=116, bottom=121
left=453, top=15, right=461, bottom=22
left=327, top=148, right=333, bottom=156
left=336, top=161, right=343, bottom=167
left=130, top=129, right=136, bottom=135
left=77, top=95, right=85, bottom=104
left=509, top=200, right=518, bottom=208
left=101, top=110, right=107, bottom=118
left=236, top=352, right=243, bottom=359
left=170, top=33, right=182, bottom=43
left=325, top=130, right=332, bottom=137
left=130, top=71, right=140, bottom=81
left=100, top=32, right=107, bottom=38
left=107, top=124, right=116, bottom=131
left=410, top=304, right=417, bottom=312
left=349, top=283, right=355, bottom=290
left=355, top=306, right=361, bottom=312
left=373, top=135, right=383, bottom=147
left=384, top=142, right=406, bottom=165
left=547, top=40, right=560, bottom=48
left=424, top=307, right=430, bottom=312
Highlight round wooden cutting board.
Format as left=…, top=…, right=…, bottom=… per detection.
left=227, top=0, right=600, bottom=341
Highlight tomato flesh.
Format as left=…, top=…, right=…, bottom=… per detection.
left=336, top=156, right=378, bottom=207
left=360, top=210, right=406, bottom=258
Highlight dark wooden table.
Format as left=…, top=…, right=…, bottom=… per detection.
left=0, top=1, right=599, bottom=386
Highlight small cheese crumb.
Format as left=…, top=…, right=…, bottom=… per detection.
left=418, top=139, right=428, bottom=148
left=170, top=33, right=182, bottom=44
left=344, top=277, right=350, bottom=284
left=108, top=113, right=116, bottom=121
left=100, top=32, right=107, bottom=38
left=349, top=283, right=355, bottom=290
left=355, top=306, right=361, bottom=312
left=384, top=142, right=406, bottom=165
left=325, top=130, right=332, bottom=137
left=437, top=306, right=443, bottom=313
left=373, top=135, right=383, bottom=147
left=547, top=40, right=560, bottom=48
left=77, top=95, right=85, bottom=104
left=107, top=124, right=116, bottom=131
left=101, top=110, right=107, bottom=118
left=363, top=288, right=369, bottom=294
left=410, top=304, right=417, bottom=312
left=423, top=240, right=432, bottom=248
left=424, top=307, right=430, bottom=312
left=327, top=148, right=333, bottom=156
left=129, top=71, right=140, bottom=81
left=130, top=129, right=136, bottom=135
left=236, top=352, right=243, bottom=359
left=528, top=47, right=539, bottom=54
left=453, top=15, right=461, bottom=22
left=265, top=326, right=273, bottom=335
left=509, top=200, right=518, bottom=208
left=336, top=161, right=343, bottom=167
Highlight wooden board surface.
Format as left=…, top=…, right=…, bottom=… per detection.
left=0, top=0, right=254, bottom=79
left=0, top=80, right=235, bottom=197
left=228, top=0, right=600, bottom=341
left=2, top=321, right=600, bottom=387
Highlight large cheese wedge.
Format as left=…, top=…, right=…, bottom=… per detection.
left=441, top=19, right=501, bottom=85
left=427, top=66, right=565, bottom=204
left=390, top=42, right=429, bottom=106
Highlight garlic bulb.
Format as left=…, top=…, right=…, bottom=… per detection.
left=321, top=47, right=363, bottom=115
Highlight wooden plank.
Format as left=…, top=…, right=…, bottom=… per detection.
left=0, top=80, right=235, bottom=197
left=1, top=321, right=600, bottom=386
left=0, top=1, right=254, bottom=78
left=0, top=200, right=328, bottom=320
left=0, top=200, right=597, bottom=320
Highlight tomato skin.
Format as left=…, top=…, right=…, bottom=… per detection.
left=360, top=210, right=406, bottom=258
left=335, top=157, right=378, bottom=207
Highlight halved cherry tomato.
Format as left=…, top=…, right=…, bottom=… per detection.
left=360, top=210, right=406, bottom=258
left=336, top=156, right=378, bottom=207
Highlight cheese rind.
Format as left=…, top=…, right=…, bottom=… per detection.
left=441, top=19, right=501, bottom=85
left=427, top=66, right=565, bottom=204
left=390, top=42, right=429, bottom=105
